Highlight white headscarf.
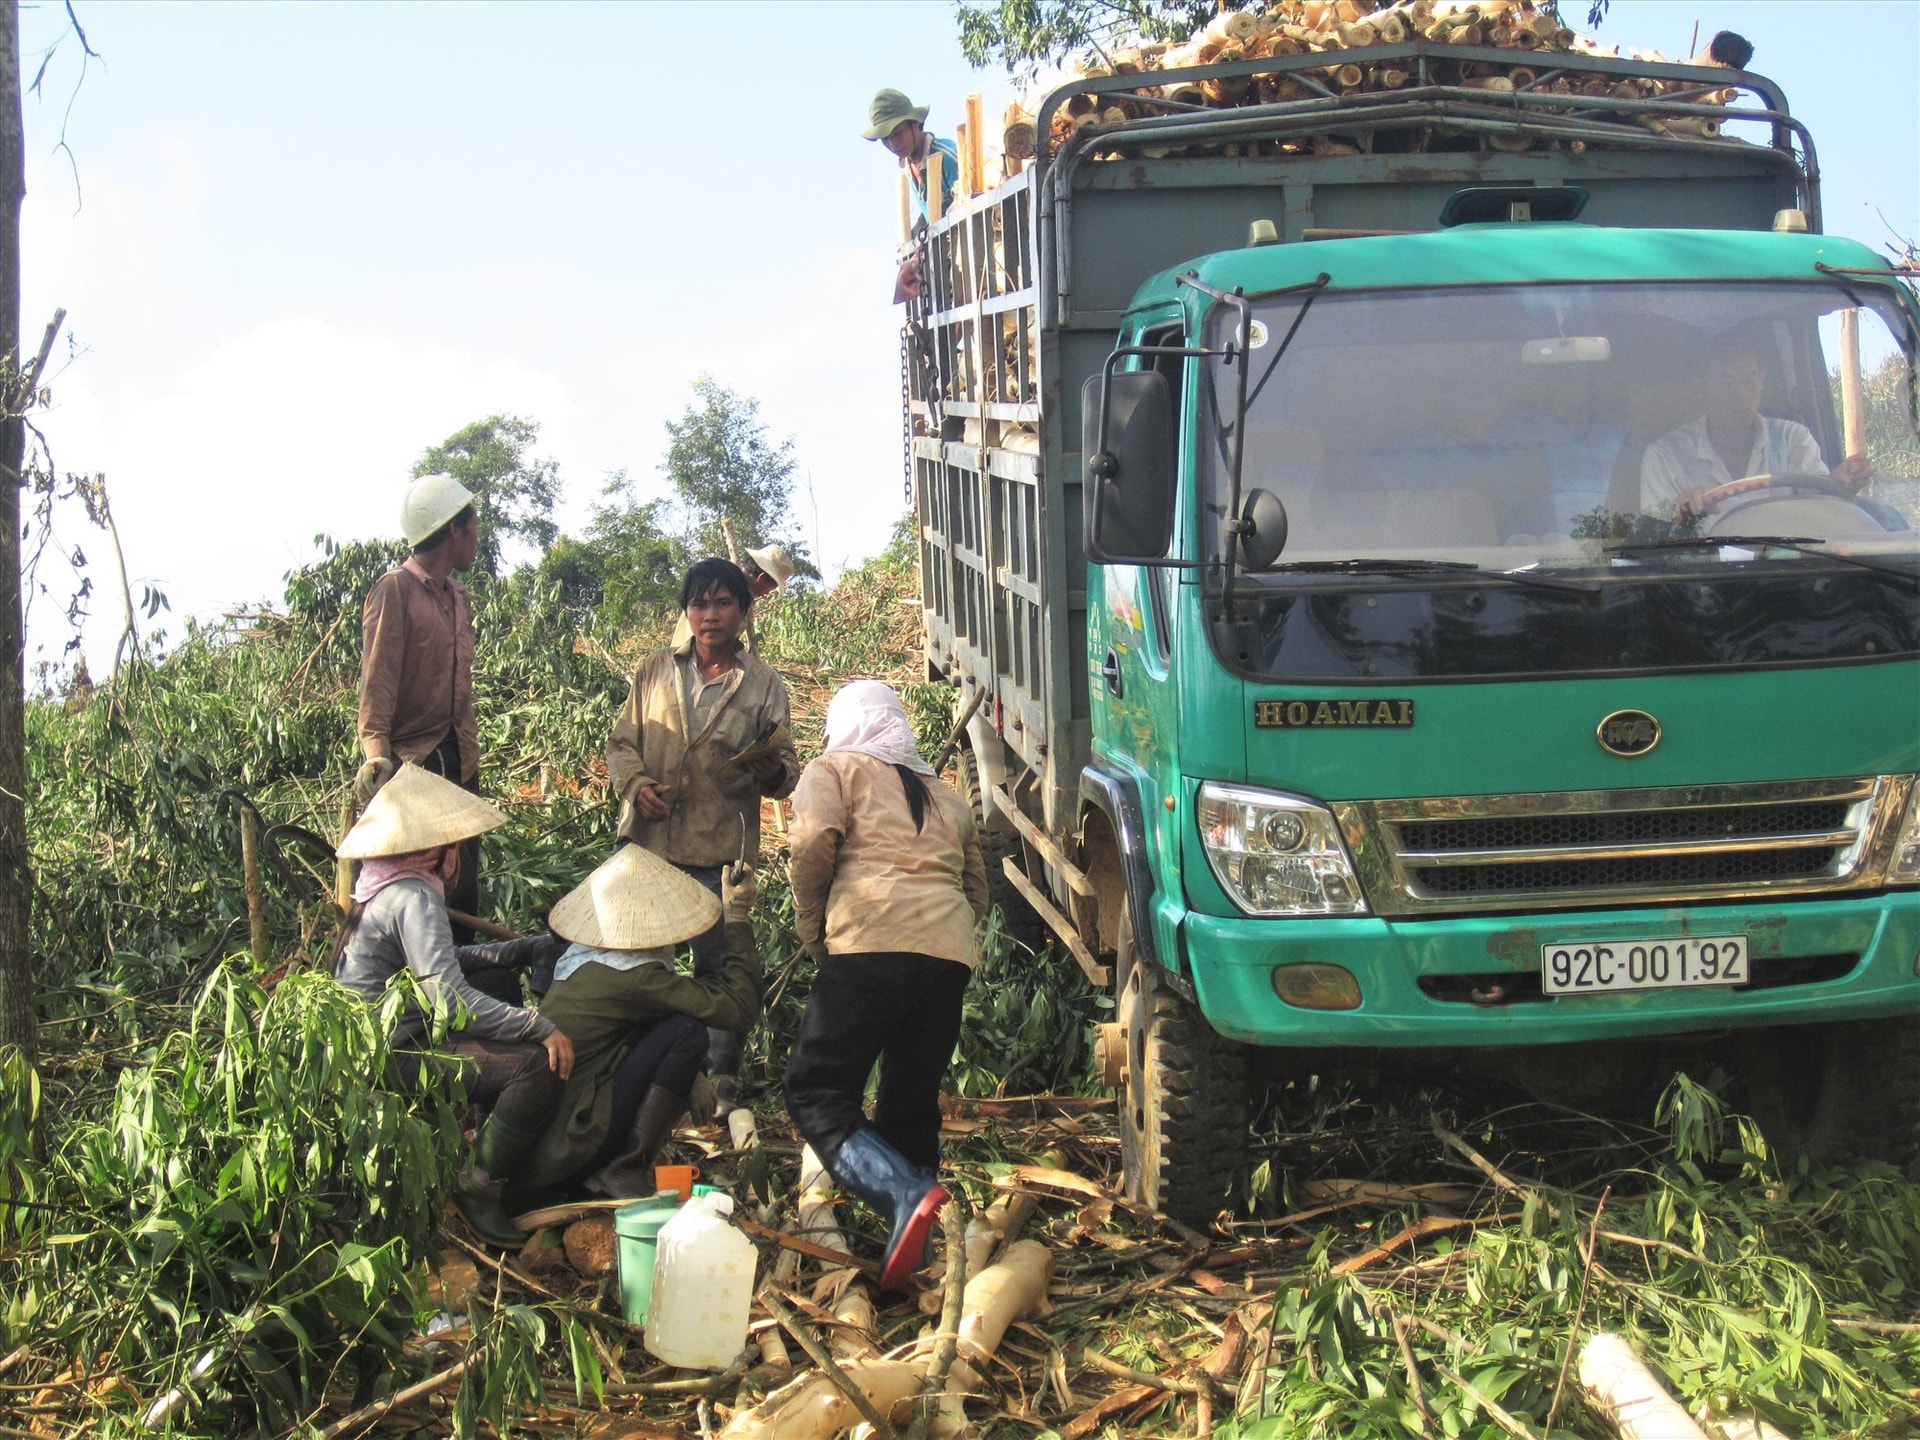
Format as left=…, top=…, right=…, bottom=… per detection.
left=823, top=680, right=933, bottom=775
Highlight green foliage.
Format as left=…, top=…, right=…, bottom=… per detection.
left=1853, top=351, right=1920, bottom=496
left=413, top=414, right=563, bottom=575
left=3, top=967, right=464, bottom=1431
left=954, top=3, right=1610, bottom=74
left=951, top=911, right=1101, bottom=1097
left=538, top=469, right=689, bottom=635
left=661, top=375, right=802, bottom=562
left=955, top=0, right=1218, bottom=75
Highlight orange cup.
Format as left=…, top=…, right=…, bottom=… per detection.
left=654, top=1163, right=701, bottom=1202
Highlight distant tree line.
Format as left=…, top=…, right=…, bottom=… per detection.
left=410, top=374, right=815, bottom=636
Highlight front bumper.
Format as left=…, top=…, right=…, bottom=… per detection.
left=1181, top=892, right=1920, bottom=1048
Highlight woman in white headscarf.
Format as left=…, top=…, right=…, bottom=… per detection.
left=784, top=680, right=987, bottom=1289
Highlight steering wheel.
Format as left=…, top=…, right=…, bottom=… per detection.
left=1693, top=472, right=1861, bottom=512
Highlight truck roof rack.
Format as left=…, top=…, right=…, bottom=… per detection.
left=1028, top=42, right=1816, bottom=228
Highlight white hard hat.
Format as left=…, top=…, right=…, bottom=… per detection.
left=745, top=543, right=796, bottom=588
left=400, top=473, right=476, bottom=547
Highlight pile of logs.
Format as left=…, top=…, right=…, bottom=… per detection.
left=995, top=0, right=1745, bottom=161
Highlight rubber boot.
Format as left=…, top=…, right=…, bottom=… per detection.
left=826, top=1127, right=950, bottom=1290
left=456, top=1116, right=543, bottom=1248
left=585, top=1085, right=687, bottom=1199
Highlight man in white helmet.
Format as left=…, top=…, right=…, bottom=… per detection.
left=357, top=474, right=485, bottom=935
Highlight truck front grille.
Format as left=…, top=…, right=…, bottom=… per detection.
left=1340, top=777, right=1911, bottom=916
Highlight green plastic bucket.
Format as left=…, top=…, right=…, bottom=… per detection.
left=614, top=1196, right=680, bottom=1324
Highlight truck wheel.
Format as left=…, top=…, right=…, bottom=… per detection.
left=955, top=745, right=1050, bottom=952
left=1116, top=908, right=1248, bottom=1225
left=1738, top=1018, right=1920, bottom=1178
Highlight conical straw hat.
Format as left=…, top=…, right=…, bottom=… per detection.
left=548, top=844, right=722, bottom=951
left=336, top=763, right=508, bottom=859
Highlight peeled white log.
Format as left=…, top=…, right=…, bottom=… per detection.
left=796, top=1145, right=849, bottom=1268
left=1703, top=1419, right=1792, bottom=1440
left=956, top=1239, right=1053, bottom=1364
left=1578, top=1334, right=1710, bottom=1440
left=755, top=1326, right=791, bottom=1371
left=1199, top=10, right=1258, bottom=45
left=831, top=1288, right=878, bottom=1359
left=728, top=1108, right=758, bottom=1151
left=720, top=1359, right=925, bottom=1440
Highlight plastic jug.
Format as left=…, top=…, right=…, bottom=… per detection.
left=644, top=1191, right=756, bottom=1369
left=612, top=1195, right=681, bottom=1324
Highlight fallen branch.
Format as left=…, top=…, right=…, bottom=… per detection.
left=1429, top=1114, right=1562, bottom=1220
left=1081, top=1348, right=1216, bottom=1399
left=756, top=1290, right=901, bottom=1440
left=316, top=1360, right=467, bottom=1440
left=1331, top=1215, right=1476, bottom=1276
left=1547, top=1186, right=1612, bottom=1434
left=738, top=1214, right=878, bottom=1276
left=906, top=1199, right=969, bottom=1440
left=1435, top=1360, right=1543, bottom=1440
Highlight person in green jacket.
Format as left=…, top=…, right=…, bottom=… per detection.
left=518, top=843, right=763, bottom=1198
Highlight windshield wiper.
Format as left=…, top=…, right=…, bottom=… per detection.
left=1268, top=557, right=1599, bottom=596
left=1608, top=535, right=1920, bottom=593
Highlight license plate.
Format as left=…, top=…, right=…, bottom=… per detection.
left=1541, top=935, right=1748, bottom=995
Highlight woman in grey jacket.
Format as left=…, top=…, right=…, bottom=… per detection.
left=332, top=764, right=574, bottom=1247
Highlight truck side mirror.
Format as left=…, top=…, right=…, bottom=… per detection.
left=1082, top=370, right=1175, bottom=563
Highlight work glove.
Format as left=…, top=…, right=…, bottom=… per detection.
left=353, top=756, right=395, bottom=807
left=721, top=863, right=757, bottom=925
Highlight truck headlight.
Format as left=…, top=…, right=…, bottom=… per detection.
left=1891, top=779, right=1920, bottom=885
left=1197, top=782, right=1369, bottom=916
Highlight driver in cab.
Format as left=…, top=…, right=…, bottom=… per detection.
left=1640, top=343, right=1871, bottom=524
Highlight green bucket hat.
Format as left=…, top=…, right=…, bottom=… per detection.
left=863, top=88, right=929, bottom=141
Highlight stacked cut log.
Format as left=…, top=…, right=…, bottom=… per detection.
left=1026, top=0, right=1746, bottom=160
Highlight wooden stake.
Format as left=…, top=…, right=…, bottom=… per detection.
left=240, top=804, right=266, bottom=965
left=1838, top=308, right=1866, bottom=462
left=964, top=92, right=985, bottom=197
left=334, top=796, right=358, bottom=912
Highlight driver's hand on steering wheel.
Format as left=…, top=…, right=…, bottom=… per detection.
left=1831, top=453, right=1873, bottom=491
left=1674, top=486, right=1709, bottom=525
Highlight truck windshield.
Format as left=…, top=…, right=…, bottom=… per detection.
left=1199, top=280, right=1920, bottom=681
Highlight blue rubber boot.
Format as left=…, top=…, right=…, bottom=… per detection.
left=827, top=1127, right=950, bottom=1290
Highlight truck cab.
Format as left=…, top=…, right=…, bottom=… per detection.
left=906, top=41, right=1920, bottom=1222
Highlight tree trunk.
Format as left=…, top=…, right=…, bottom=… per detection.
left=0, top=4, right=33, bottom=1064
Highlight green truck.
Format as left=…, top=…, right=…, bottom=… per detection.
left=903, top=41, right=1920, bottom=1222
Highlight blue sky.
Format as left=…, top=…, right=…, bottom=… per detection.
left=16, top=1, right=1917, bottom=675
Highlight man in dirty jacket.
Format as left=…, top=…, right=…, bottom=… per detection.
left=606, top=556, right=799, bottom=1108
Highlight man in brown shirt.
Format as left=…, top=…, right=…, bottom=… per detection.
left=357, top=473, right=484, bottom=934
left=607, top=556, right=799, bottom=1105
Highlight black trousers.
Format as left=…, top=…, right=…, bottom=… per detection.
left=784, top=952, right=970, bottom=1173
left=679, top=862, right=743, bottom=1079
left=393, top=1035, right=562, bottom=1138
left=581, top=1013, right=707, bottom=1175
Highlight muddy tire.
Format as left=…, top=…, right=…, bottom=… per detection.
left=1116, top=908, right=1248, bottom=1225
left=955, top=745, right=1050, bottom=952
left=1737, top=1017, right=1920, bottom=1178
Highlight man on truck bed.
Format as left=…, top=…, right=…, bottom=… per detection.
left=864, top=87, right=956, bottom=303
left=1640, top=341, right=1872, bottom=523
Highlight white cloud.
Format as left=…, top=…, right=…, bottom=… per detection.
left=27, top=315, right=573, bottom=671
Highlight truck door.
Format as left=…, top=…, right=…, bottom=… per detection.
left=1092, top=317, right=1186, bottom=823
